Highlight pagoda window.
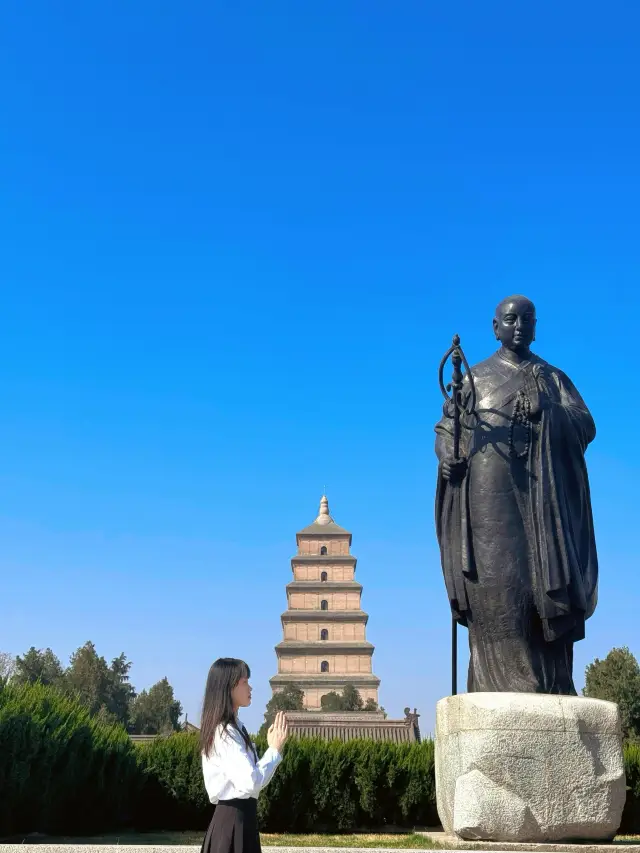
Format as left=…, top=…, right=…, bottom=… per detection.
left=321, top=599, right=328, bottom=611
left=321, top=660, right=329, bottom=673
left=321, top=629, right=329, bottom=641
left=320, top=546, right=328, bottom=555
left=321, top=571, right=328, bottom=582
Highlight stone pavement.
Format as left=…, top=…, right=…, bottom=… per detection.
left=1, top=843, right=639, bottom=853
left=418, top=831, right=639, bottom=851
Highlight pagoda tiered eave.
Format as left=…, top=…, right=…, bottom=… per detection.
left=281, top=609, right=369, bottom=623
left=286, top=580, right=362, bottom=593
left=276, top=640, right=375, bottom=654
left=270, top=672, right=380, bottom=688
left=291, top=555, right=357, bottom=565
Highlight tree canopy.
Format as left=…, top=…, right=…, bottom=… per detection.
left=584, top=646, right=640, bottom=742
left=129, top=677, right=183, bottom=735
left=7, top=642, right=181, bottom=734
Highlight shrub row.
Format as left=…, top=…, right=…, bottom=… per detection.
left=135, top=733, right=437, bottom=832
left=2, top=682, right=640, bottom=836
left=0, top=681, right=138, bottom=836
left=622, top=741, right=640, bottom=834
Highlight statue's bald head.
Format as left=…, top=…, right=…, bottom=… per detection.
left=495, top=294, right=536, bottom=319
left=493, top=295, right=536, bottom=354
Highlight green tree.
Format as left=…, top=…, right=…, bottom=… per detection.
left=362, top=698, right=387, bottom=717
left=584, top=646, right=640, bottom=742
left=130, top=677, right=182, bottom=735
left=105, top=652, right=136, bottom=725
left=65, top=641, right=111, bottom=716
left=65, top=642, right=135, bottom=725
left=341, top=683, right=364, bottom=711
left=320, top=690, right=344, bottom=711
left=13, top=647, right=65, bottom=688
left=320, top=684, right=365, bottom=712
left=259, top=683, right=304, bottom=737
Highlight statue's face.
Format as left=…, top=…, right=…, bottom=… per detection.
left=493, top=298, right=536, bottom=353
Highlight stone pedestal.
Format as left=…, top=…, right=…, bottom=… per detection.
left=435, top=693, right=626, bottom=843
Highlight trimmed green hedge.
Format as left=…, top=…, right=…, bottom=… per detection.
left=134, top=731, right=211, bottom=830
left=0, top=681, right=138, bottom=835
left=2, top=682, right=640, bottom=836
left=134, top=733, right=437, bottom=832
left=621, top=741, right=640, bottom=834
left=255, top=736, right=437, bottom=831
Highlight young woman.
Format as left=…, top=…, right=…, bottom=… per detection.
left=200, top=658, right=289, bottom=853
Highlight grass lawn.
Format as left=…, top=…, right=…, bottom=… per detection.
left=3, top=831, right=639, bottom=847
left=0, top=831, right=437, bottom=848
left=261, top=834, right=437, bottom=848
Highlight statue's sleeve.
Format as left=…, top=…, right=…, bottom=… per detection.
left=533, top=366, right=598, bottom=634
left=548, top=369, right=596, bottom=450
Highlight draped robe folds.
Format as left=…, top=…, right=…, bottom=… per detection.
left=435, top=350, right=598, bottom=694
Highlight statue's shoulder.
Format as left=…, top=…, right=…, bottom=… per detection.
left=468, top=353, right=501, bottom=380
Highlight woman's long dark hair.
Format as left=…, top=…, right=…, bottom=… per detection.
left=200, top=658, right=256, bottom=759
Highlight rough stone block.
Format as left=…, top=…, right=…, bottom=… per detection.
left=435, top=693, right=626, bottom=843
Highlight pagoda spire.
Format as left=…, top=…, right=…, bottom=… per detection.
left=315, top=494, right=333, bottom=526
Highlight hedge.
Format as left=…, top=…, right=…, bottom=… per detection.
left=2, top=682, right=640, bottom=836
left=135, top=733, right=437, bottom=832
left=0, top=681, right=138, bottom=836
left=621, top=741, right=640, bottom=834
left=134, top=731, right=211, bottom=830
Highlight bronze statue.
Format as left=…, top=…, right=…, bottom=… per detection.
left=435, top=296, right=598, bottom=694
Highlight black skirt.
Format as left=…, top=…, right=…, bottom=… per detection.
left=201, top=798, right=261, bottom=853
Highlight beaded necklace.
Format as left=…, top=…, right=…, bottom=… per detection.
left=508, top=389, right=532, bottom=459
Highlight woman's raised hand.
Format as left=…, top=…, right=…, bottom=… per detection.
left=267, top=711, right=289, bottom=753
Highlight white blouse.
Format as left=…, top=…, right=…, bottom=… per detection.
left=201, top=720, right=282, bottom=804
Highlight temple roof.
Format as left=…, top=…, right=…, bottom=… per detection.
left=296, top=495, right=352, bottom=539
left=282, top=711, right=420, bottom=744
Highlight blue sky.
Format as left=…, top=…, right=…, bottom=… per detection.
left=1, top=1, right=639, bottom=734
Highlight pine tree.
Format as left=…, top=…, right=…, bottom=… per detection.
left=584, top=646, right=640, bottom=742
left=13, top=647, right=64, bottom=688
left=130, top=677, right=182, bottom=734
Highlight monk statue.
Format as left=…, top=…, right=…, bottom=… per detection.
left=435, top=295, right=598, bottom=694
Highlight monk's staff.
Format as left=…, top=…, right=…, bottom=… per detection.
left=438, top=335, right=477, bottom=696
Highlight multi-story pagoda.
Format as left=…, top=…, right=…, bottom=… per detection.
left=269, top=495, right=380, bottom=710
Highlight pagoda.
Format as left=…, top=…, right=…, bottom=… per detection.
left=269, top=495, right=380, bottom=710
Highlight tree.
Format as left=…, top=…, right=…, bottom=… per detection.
left=65, top=641, right=111, bottom=716
left=13, top=647, right=64, bottom=687
left=320, top=690, right=344, bottom=711
left=130, top=677, right=182, bottom=735
left=363, top=698, right=387, bottom=717
left=341, top=683, right=364, bottom=711
left=65, top=642, right=135, bottom=725
left=259, top=684, right=304, bottom=737
left=584, top=646, right=640, bottom=742
left=0, top=652, right=15, bottom=687
left=105, top=653, right=136, bottom=726
left=320, top=684, right=365, bottom=712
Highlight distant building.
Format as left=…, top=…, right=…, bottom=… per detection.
left=129, top=717, right=200, bottom=744
left=285, top=708, right=421, bottom=743
left=269, top=495, right=380, bottom=709
left=269, top=495, right=419, bottom=743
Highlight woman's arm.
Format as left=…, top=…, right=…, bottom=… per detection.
left=203, top=726, right=281, bottom=800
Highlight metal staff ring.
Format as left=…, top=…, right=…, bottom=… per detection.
left=438, top=334, right=478, bottom=417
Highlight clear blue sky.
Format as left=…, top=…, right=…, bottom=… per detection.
left=1, top=1, right=639, bottom=735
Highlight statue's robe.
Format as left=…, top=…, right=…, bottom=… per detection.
left=435, top=349, right=598, bottom=694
